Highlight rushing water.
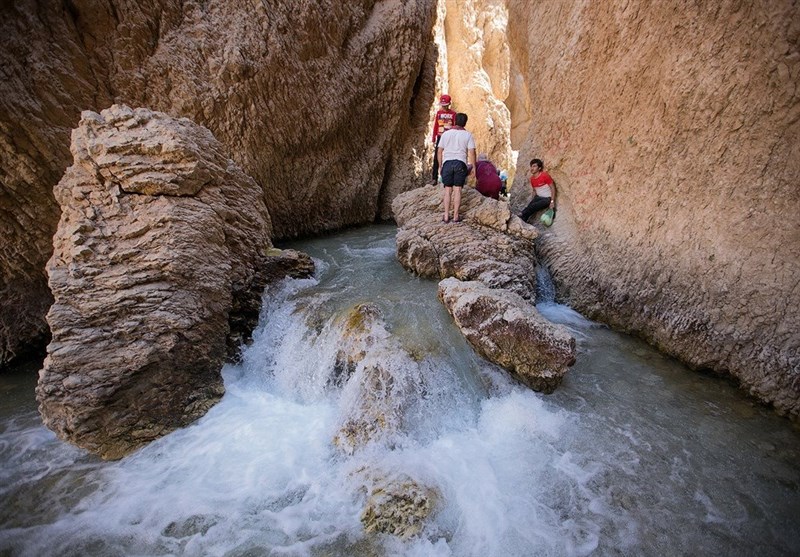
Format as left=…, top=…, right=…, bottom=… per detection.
left=1, top=224, right=798, bottom=557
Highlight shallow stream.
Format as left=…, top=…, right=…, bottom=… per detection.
left=1, top=224, right=798, bottom=556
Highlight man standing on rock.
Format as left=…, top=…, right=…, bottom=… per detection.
left=438, top=112, right=476, bottom=223
left=519, top=158, right=557, bottom=223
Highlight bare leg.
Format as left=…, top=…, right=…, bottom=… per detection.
left=452, top=187, right=462, bottom=220
left=443, top=187, right=452, bottom=221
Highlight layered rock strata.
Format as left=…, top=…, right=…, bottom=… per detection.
left=439, top=278, right=576, bottom=393
left=393, top=185, right=575, bottom=390
left=504, top=0, right=800, bottom=417
left=393, top=185, right=538, bottom=299
left=0, top=0, right=438, bottom=367
left=36, top=105, right=300, bottom=459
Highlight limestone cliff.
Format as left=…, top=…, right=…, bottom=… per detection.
left=0, top=0, right=437, bottom=366
left=503, top=0, right=800, bottom=416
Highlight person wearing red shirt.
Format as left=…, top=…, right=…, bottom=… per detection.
left=430, top=94, right=457, bottom=184
left=475, top=153, right=502, bottom=200
left=520, top=158, right=557, bottom=222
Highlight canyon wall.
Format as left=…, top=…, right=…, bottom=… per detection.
left=504, top=0, right=799, bottom=417
left=0, top=0, right=437, bottom=366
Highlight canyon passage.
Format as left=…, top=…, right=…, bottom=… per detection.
left=1, top=225, right=798, bottom=556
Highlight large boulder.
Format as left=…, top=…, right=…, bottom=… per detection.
left=438, top=278, right=576, bottom=393
left=393, top=185, right=538, bottom=300
left=35, top=105, right=304, bottom=459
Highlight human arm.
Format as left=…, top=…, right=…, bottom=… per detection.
left=549, top=179, right=557, bottom=207
left=467, top=148, right=476, bottom=174
left=437, top=146, right=444, bottom=173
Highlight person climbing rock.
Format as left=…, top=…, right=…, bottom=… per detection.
left=475, top=153, right=502, bottom=200
left=430, top=94, right=457, bottom=185
left=519, top=158, right=556, bottom=223
left=438, top=112, right=476, bottom=223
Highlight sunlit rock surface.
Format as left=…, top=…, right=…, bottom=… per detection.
left=438, top=278, right=576, bottom=393
left=393, top=185, right=538, bottom=300
left=503, top=0, right=800, bottom=416
left=0, top=0, right=437, bottom=367
left=37, top=105, right=282, bottom=459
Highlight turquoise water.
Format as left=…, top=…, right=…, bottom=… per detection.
left=0, top=224, right=798, bottom=556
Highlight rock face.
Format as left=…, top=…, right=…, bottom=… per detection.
left=394, top=186, right=575, bottom=391
left=36, top=105, right=282, bottom=459
left=501, top=0, right=800, bottom=417
left=438, top=278, right=576, bottom=393
left=393, top=185, right=538, bottom=299
left=440, top=0, right=514, bottom=172
left=0, top=0, right=438, bottom=367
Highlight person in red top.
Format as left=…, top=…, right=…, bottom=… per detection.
left=430, top=94, right=457, bottom=184
left=474, top=153, right=502, bottom=199
left=519, top=158, right=557, bottom=222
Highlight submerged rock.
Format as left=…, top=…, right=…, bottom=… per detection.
left=332, top=304, right=423, bottom=455
left=438, top=278, right=576, bottom=393
left=36, top=105, right=294, bottom=459
left=359, top=471, right=439, bottom=540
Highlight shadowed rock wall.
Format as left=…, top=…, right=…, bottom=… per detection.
left=505, top=0, right=800, bottom=416
left=0, top=0, right=437, bottom=366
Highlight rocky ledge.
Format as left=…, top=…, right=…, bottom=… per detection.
left=393, top=186, right=576, bottom=391
left=393, top=185, right=539, bottom=298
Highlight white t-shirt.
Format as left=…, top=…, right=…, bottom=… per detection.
left=438, top=128, right=476, bottom=164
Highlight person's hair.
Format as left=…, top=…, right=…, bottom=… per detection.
left=477, top=153, right=488, bottom=161
left=455, top=113, right=468, bottom=127
left=530, top=158, right=543, bottom=171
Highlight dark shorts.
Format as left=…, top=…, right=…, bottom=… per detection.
left=441, top=159, right=468, bottom=187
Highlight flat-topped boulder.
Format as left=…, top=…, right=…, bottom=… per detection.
left=438, top=278, right=576, bottom=393
left=37, top=105, right=313, bottom=459
left=393, top=185, right=539, bottom=300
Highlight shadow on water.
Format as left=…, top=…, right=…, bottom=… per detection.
left=0, top=224, right=798, bottom=557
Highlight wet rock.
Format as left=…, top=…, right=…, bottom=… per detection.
left=393, top=185, right=538, bottom=300
left=37, top=105, right=280, bottom=459
left=227, top=248, right=315, bottom=356
left=357, top=470, right=439, bottom=540
left=438, top=278, right=576, bottom=393
left=331, top=304, right=423, bottom=454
